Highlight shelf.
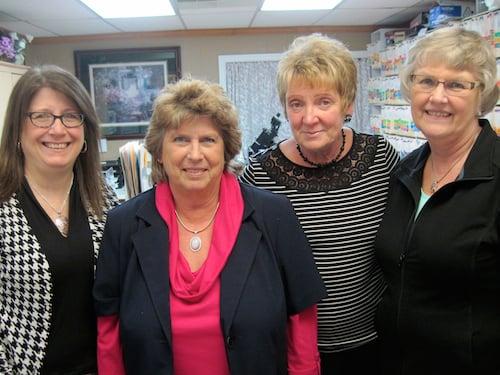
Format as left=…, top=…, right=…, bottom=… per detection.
left=382, top=131, right=427, bottom=140
left=369, top=101, right=409, bottom=106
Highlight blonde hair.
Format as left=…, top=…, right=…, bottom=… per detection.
left=145, top=77, right=242, bottom=183
left=400, top=27, right=499, bottom=115
left=276, top=33, right=357, bottom=113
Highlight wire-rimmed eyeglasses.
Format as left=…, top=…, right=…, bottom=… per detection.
left=26, top=112, right=85, bottom=128
left=410, top=75, right=479, bottom=97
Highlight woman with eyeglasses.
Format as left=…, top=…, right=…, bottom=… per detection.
left=0, top=65, right=118, bottom=374
left=374, top=28, right=500, bottom=374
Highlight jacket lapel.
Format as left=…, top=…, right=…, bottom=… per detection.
left=132, top=192, right=173, bottom=345
left=220, top=188, right=261, bottom=336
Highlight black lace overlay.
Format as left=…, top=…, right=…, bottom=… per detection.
left=257, top=132, right=380, bottom=193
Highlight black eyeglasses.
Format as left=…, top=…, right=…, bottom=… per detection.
left=26, top=112, right=85, bottom=128
left=410, top=75, right=479, bottom=96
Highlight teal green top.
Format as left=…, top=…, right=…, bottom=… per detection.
left=416, top=189, right=431, bottom=218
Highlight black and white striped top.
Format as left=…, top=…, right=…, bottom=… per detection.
left=240, top=131, right=399, bottom=353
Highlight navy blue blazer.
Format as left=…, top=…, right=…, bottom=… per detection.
left=94, top=182, right=326, bottom=375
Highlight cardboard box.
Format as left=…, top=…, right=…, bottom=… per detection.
left=371, top=28, right=407, bottom=46
left=409, top=12, right=429, bottom=29
left=428, top=1, right=475, bottom=28
left=429, top=5, right=462, bottom=27
left=371, top=28, right=399, bottom=44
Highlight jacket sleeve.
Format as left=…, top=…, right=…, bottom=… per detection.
left=272, top=195, right=327, bottom=315
left=93, top=208, right=122, bottom=317
left=0, top=339, right=13, bottom=373
left=0, top=236, right=13, bottom=373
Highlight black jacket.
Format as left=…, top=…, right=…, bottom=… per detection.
left=94, top=182, right=326, bottom=375
left=375, top=120, right=500, bottom=375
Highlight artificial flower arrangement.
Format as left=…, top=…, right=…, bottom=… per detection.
left=0, top=28, right=32, bottom=65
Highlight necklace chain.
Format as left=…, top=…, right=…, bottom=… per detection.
left=429, top=132, right=478, bottom=194
left=175, top=202, right=220, bottom=252
left=296, top=128, right=345, bottom=168
left=25, top=174, right=74, bottom=236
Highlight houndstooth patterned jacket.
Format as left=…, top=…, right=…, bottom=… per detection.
left=0, top=188, right=118, bottom=374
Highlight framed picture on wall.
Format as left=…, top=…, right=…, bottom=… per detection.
left=75, top=47, right=181, bottom=139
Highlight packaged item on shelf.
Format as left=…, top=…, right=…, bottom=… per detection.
left=371, top=28, right=408, bottom=47
left=370, top=114, right=382, bottom=134
left=429, top=1, right=475, bottom=28
left=409, top=12, right=430, bottom=36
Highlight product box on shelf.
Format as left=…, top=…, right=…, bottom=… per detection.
left=371, top=28, right=398, bottom=44
left=408, top=12, right=430, bottom=36
left=371, top=28, right=407, bottom=46
left=410, top=12, right=429, bottom=29
left=429, top=1, right=475, bottom=28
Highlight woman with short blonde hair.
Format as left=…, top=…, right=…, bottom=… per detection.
left=241, top=33, right=399, bottom=375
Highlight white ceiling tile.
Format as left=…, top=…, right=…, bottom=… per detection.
left=338, top=0, right=423, bottom=8
left=0, top=21, right=56, bottom=37
left=318, top=8, right=406, bottom=25
left=252, top=10, right=331, bottom=27
left=0, top=0, right=434, bottom=36
left=107, top=16, right=185, bottom=31
left=178, top=0, right=257, bottom=11
left=31, top=19, right=120, bottom=36
left=0, top=11, right=19, bottom=22
left=182, top=12, right=255, bottom=28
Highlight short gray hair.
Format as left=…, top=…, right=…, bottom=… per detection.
left=400, top=27, right=498, bottom=116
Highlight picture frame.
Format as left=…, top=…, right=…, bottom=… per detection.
left=75, top=47, right=181, bottom=139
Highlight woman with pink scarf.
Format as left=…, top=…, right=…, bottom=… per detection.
left=93, top=78, right=326, bottom=375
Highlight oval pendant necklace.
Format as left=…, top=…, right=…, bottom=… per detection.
left=175, top=202, right=220, bottom=252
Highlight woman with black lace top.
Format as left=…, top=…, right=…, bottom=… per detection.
left=240, top=34, right=399, bottom=375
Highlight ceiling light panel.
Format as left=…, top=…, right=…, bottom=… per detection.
left=80, top=0, right=176, bottom=18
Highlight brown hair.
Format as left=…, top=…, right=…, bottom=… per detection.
left=145, top=77, right=242, bottom=183
left=0, top=65, right=106, bottom=216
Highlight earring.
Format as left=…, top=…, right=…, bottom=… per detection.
left=344, top=114, right=352, bottom=123
left=81, top=140, right=87, bottom=153
left=17, top=141, right=21, bottom=153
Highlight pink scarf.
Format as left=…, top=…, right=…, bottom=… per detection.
left=155, top=171, right=244, bottom=374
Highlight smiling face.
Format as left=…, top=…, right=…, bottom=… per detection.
left=410, top=64, right=481, bottom=143
left=21, top=87, right=85, bottom=177
left=160, top=116, right=225, bottom=196
left=286, top=79, right=352, bottom=157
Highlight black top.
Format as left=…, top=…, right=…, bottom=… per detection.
left=374, top=120, right=500, bottom=374
left=19, top=179, right=96, bottom=375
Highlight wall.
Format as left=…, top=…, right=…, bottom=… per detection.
left=26, top=28, right=371, bottom=161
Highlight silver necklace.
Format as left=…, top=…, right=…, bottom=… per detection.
left=175, top=202, right=220, bottom=252
left=26, top=174, right=74, bottom=237
left=429, top=133, right=477, bottom=194
left=429, top=155, right=464, bottom=194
